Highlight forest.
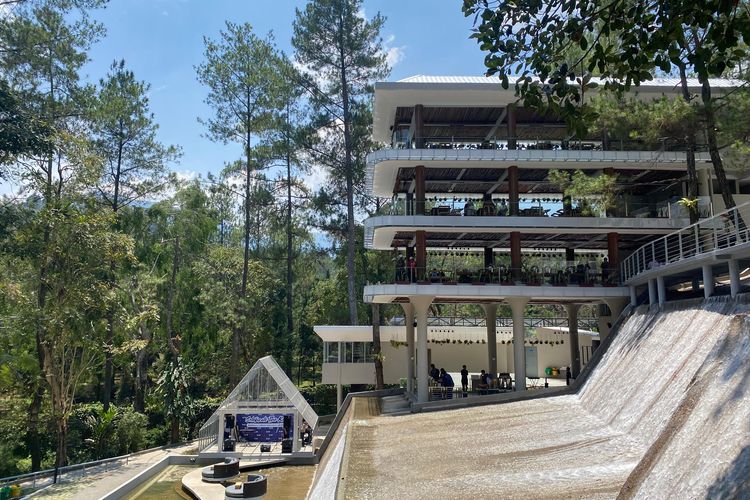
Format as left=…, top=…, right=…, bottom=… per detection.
left=0, top=0, right=400, bottom=475
left=4, top=0, right=750, bottom=478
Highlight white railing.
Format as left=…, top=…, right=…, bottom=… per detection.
left=621, top=202, right=750, bottom=283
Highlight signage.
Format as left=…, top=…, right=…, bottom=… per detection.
left=236, top=413, right=293, bottom=443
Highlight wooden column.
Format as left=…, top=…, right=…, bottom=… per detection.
left=415, top=165, right=426, bottom=215
left=416, top=230, right=426, bottom=281
left=484, top=248, right=494, bottom=268
left=607, top=232, right=619, bottom=282
left=414, top=104, right=424, bottom=148
left=510, top=231, right=522, bottom=282
left=508, top=165, right=519, bottom=216
left=506, top=103, right=517, bottom=150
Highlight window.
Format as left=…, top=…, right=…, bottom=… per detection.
left=323, top=342, right=375, bottom=363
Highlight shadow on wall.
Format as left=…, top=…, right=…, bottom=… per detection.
left=705, top=442, right=750, bottom=499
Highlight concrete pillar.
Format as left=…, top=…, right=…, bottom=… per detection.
left=481, top=304, right=498, bottom=376
left=702, top=264, right=714, bottom=298
left=648, top=279, right=657, bottom=306
left=508, top=165, right=519, bottom=215
left=414, top=104, right=424, bottom=148
left=729, top=259, right=741, bottom=298
left=410, top=296, right=434, bottom=403
left=415, top=230, right=426, bottom=281
left=415, top=165, right=426, bottom=215
left=698, top=168, right=711, bottom=197
left=336, top=379, right=342, bottom=410
left=629, top=285, right=637, bottom=307
left=508, top=297, right=528, bottom=391
left=400, top=303, right=415, bottom=396
left=510, top=232, right=522, bottom=282
left=405, top=192, right=414, bottom=215
left=566, top=304, right=581, bottom=378
left=657, top=275, right=666, bottom=305
left=605, top=298, right=628, bottom=322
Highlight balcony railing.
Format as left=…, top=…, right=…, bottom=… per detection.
left=390, top=137, right=708, bottom=153
left=377, top=197, right=709, bottom=219
left=621, top=202, right=750, bottom=283
left=387, top=263, right=619, bottom=287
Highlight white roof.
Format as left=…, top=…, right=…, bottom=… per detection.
left=372, top=74, right=742, bottom=142
left=396, top=75, right=741, bottom=87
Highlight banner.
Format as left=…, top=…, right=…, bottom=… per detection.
left=236, top=413, right=293, bottom=443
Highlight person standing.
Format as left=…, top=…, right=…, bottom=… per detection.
left=460, top=365, right=469, bottom=394
left=601, top=257, right=610, bottom=284
left=396, top=254, right=405, bottom=281
left=408, top=256, right=416, bottom=282
left=429, top=363, right=440, bottom=382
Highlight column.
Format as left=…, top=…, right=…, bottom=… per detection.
left=484, top=248, right=494, bottom=269
left=415, top=165, right=426, bottom=215
left=508, top=297, right=528, bottom=391
left=702, top=264, right=714, bottom=298
left=413, top=104, right=424, bottom=148
left=648, top=279, right=657, bottom=306
left=607, top=232, right=619, bottom=282
left=481, top=304, right=498, bottom=376
left=510, top=232, right=522, bottom=282
left=506, top=103, right=517, bottom=151
left=602, top=298, right=628, bottom=341
left=698, top=168, right=711, bottom=197
left=400, top=303, right=415, bottom=396
left=629, top=285, right=637, bottom=307
left=729, top=259, right=740, bottom=298
left=336, top=379, right=342, bottom=410
left=410, top=296, right=434, bottom=403
left=405, top=193, right=414, bottom=215
left=415, top=230, right=426, bottom=281
left=657, top=275, right=666, bottom=305
left=508, top=165, right=519, bottom=216
left=566, top=304, right=581, bottom=378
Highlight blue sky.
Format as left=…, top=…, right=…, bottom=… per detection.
left=78, top=0, right=488, bottom=184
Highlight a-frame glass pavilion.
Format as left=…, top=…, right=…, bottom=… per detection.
left=197, top=356, right=318, bottom=457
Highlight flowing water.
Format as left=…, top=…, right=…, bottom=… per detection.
left=328, top=297, right=750, bottom=499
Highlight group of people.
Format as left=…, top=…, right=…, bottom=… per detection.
left=394, top=254, right=417, bottom=282
left=429, top=364, right=475, bottom=394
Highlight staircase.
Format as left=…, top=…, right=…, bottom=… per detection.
left=380, top=394, right=411, bottom=415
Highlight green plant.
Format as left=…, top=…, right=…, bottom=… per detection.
left=116, top=409, right=148, bottom=455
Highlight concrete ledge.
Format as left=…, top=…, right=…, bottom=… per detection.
left=411, top=386, right=573, bottom=413
left=98, top=456, right=171, bottom=500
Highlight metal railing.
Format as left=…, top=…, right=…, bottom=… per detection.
left=377, top=197, right=702, bottom=220
left=386, top=264, right=619, bottom=287
left=621, top=202, right=750, bottom=283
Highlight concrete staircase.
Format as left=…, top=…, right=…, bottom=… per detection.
left=380, top=394, right=411, bottom=415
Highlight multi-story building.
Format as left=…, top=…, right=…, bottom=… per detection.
left=317, top=75, right=748, bottom=406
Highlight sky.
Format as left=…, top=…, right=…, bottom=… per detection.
left=74, top=0, right=489, bottom=186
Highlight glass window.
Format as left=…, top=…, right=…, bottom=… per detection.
left=352, top=342, right=365, bottom=363
left=324, top=342, right=339, bottom=363
left=364, top=342, right=375, bottom=362
left=344, top=342, right=353, bottom=363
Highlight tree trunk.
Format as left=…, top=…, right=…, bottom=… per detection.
left=166, top=236, right=180, bottom=359
left=232, top=128, right=252, bottom=386
left=338, top=13, right=358, bottom=326
left=54, top=417, right=68, bottom=472
left=170, top=417, right=180, bottom=444
left=678, top=64, right=700, bottom=224
left=134, top=346, right=148, bottom=413
left=286, top=110, right=295, bottom=376
left=27, top=385, right=44, bottom=471
left=372, top=304, right=384, bottom=389
left=701, top=79, right=736, bottom=210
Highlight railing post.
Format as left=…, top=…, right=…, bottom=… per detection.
left=678, top=231, right=684, bottom=259
left=694, top=225, right=700, bottom=255
left=664, top=237, right=669, bottom=263
left=651, top=242, right=656, bottom=266
left=733, top=208, right=741, bottom=243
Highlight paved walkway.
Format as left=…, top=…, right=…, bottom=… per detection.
left=31, top=443, right=197, bottom=500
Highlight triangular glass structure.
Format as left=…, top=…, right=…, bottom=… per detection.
left=197, top=356, right=318, bottom=452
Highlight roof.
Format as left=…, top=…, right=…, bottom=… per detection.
left=396, top=75, right=742, bottom=88
left=198, top=356, right=318, bottom=434
left=372, top=75, right=743, bottom=142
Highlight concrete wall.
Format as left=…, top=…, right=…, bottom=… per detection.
left=712, top=193, right=750, bottom=212
left=322, top=333, right=596, bottom=385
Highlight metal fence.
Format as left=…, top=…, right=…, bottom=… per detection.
left=621, top=202, right=750, bottom=283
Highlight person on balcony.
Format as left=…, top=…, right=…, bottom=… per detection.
left=460, top=365, right=469, bottom=394
left=601, top=257, right=610, bottom=284
left=430, top=364, right=440, bottom=382
left=464, top=199, right=476, bottom=216
left=395, top=254, right=405, bottom=281
left=408, top=256, right=416, bottom=282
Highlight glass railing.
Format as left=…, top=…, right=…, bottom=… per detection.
left=386, top=263, right=619, bottom=286
left=376, top=197, right=701, bottom=219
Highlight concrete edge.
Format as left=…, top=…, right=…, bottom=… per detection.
left=411, top=386, right=573, bottom=413
left=98, top=456, right=172, bottom=500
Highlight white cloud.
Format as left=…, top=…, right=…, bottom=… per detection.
left=383, top=34, right=406, bottom=69
left=161, top=10, right=169, bottom=16
left=302, top=164, right=328, bottom=193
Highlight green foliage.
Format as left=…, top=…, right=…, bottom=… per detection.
left=84, top=406, right=117, bottom=459
left=548, top=170, right=618, bottom=216
left=116, top=407, right=147, bottom=454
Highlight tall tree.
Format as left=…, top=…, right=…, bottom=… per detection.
left=197, top=22, right=292, bottom=385
left=90, top=59, right=178, bottom=410
left=0, top=0, right=106, bottom=471
left=463, top=0, right=750, bottom=209
left=293, top=0, right=389, bottom=326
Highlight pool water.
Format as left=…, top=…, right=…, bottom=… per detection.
left=127, top=464, right=316, bottom=500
